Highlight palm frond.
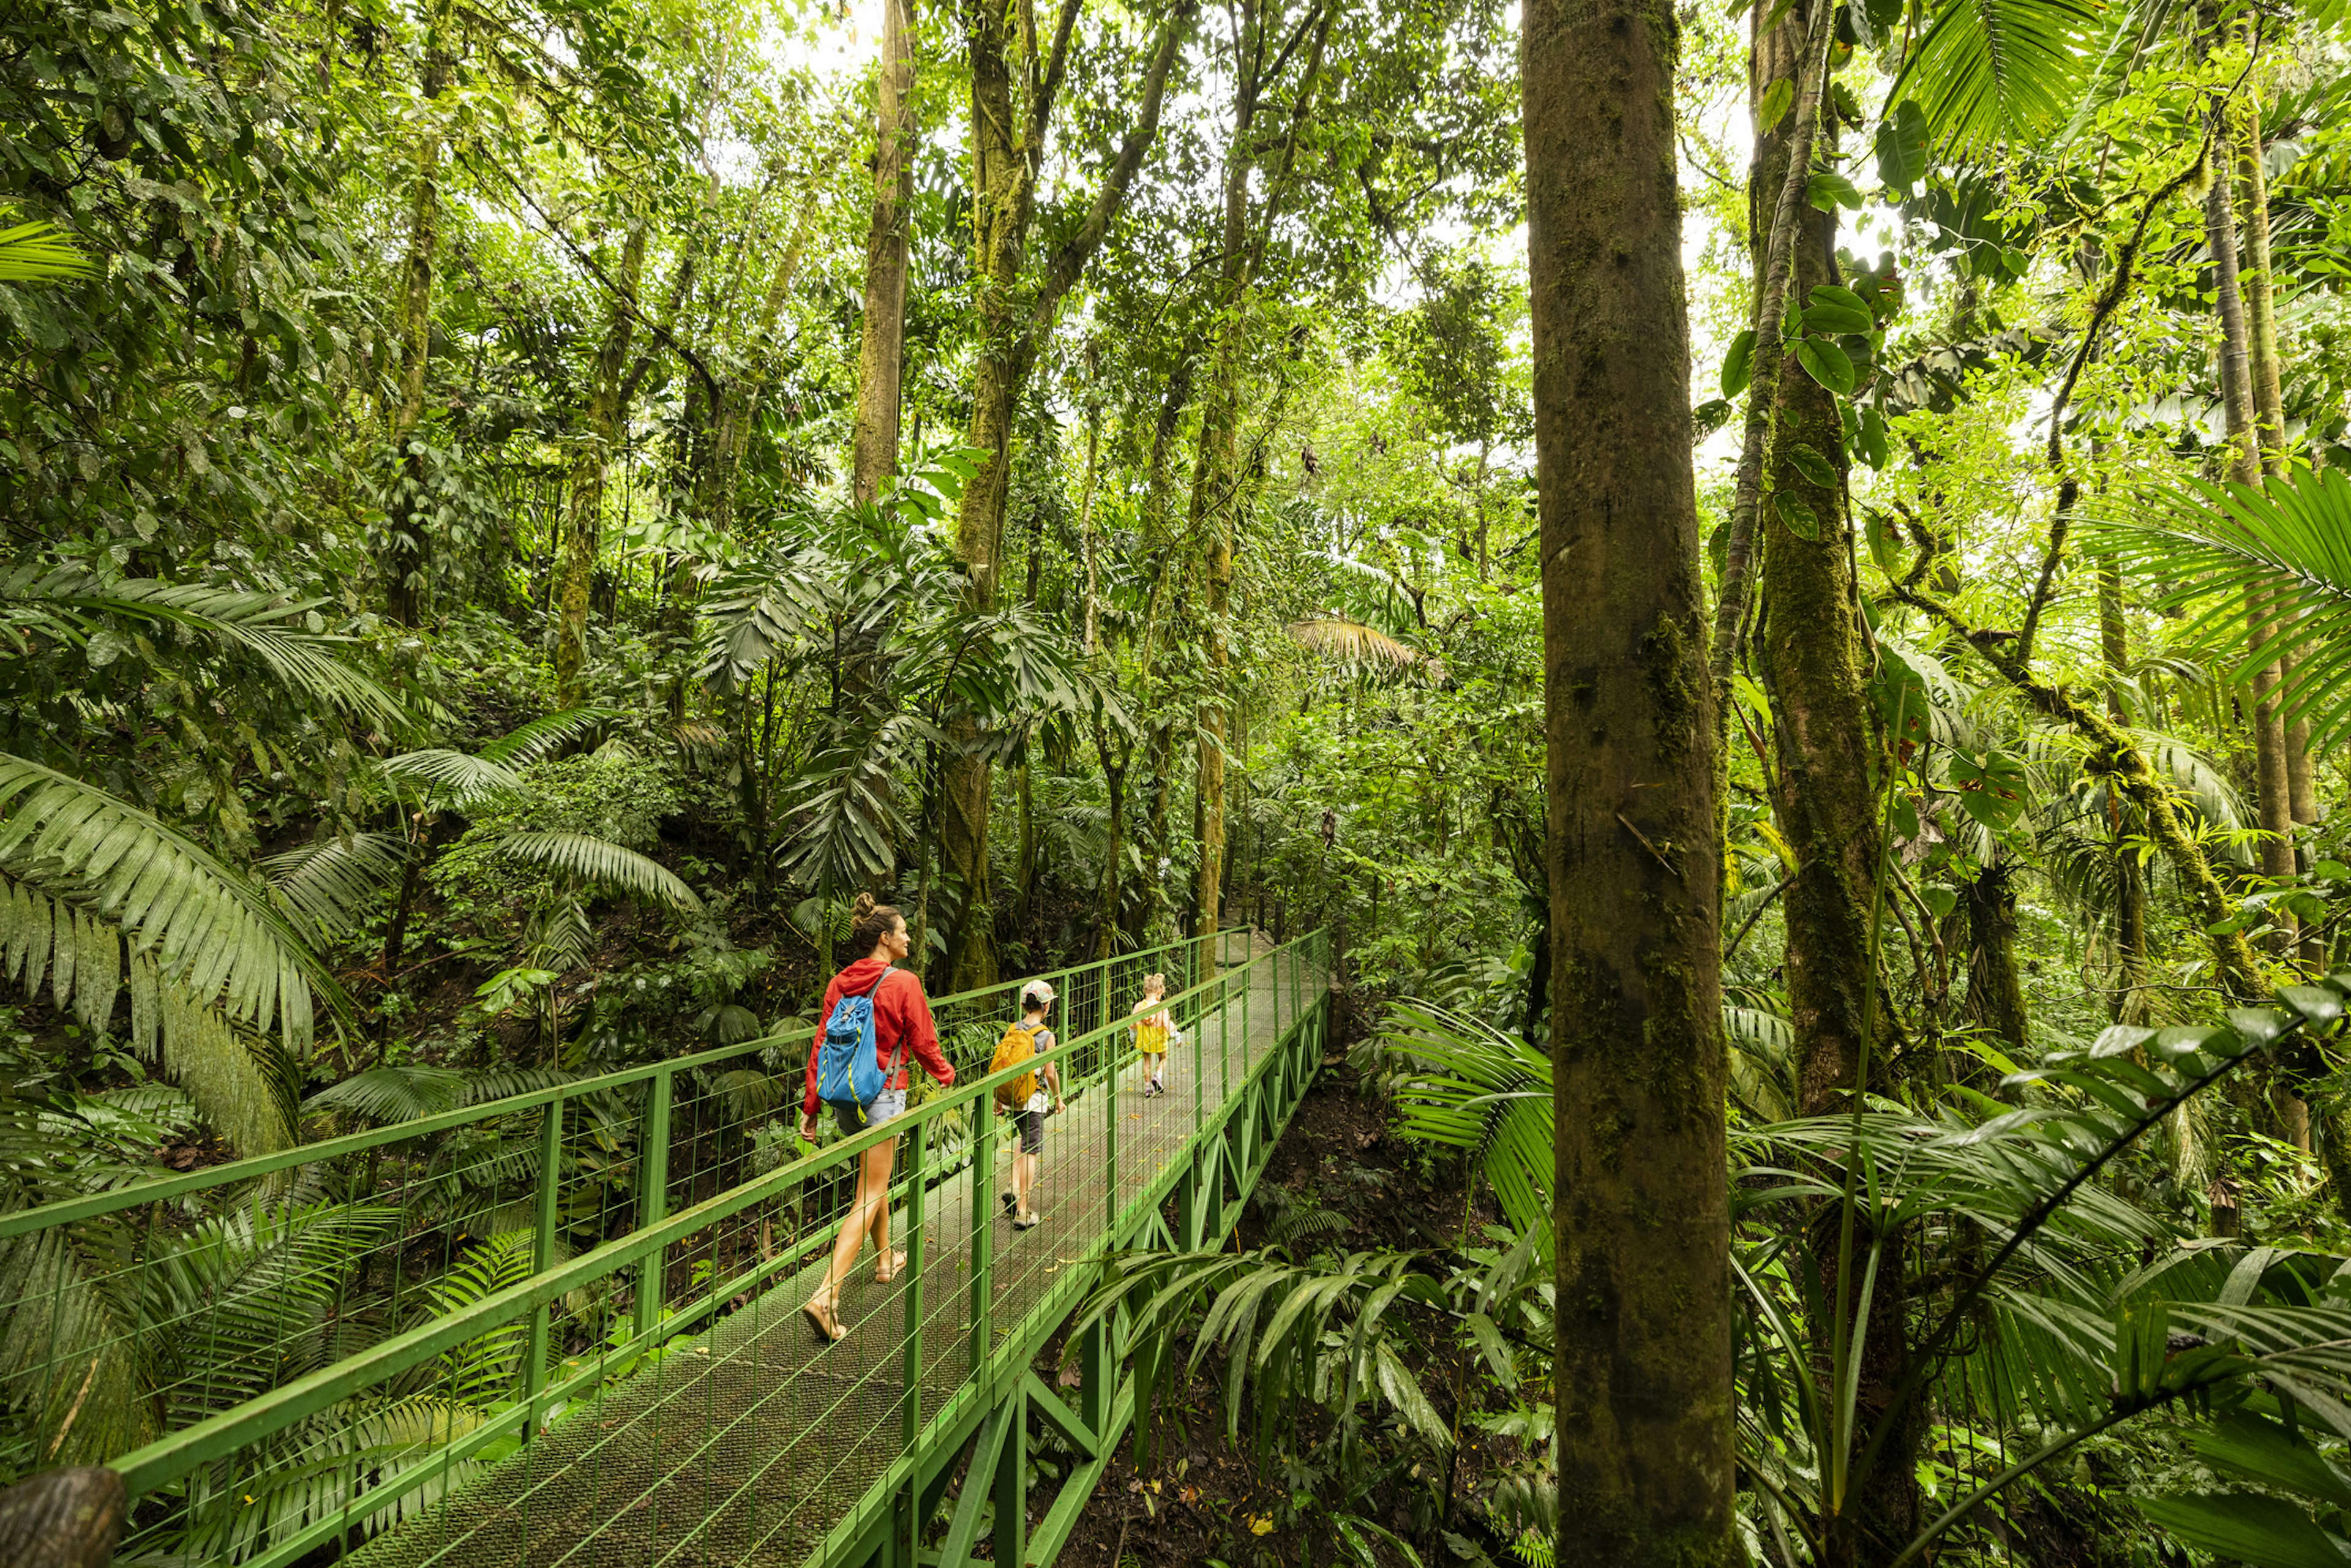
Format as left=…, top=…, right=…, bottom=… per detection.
left=1073, top=1248, right=1454, bottom=1465
left=497, top=832, right=701, bottom=912
left=170, top=1393, right=504, bottom=1562
left=1372, top=1002, right=1553, bottom=1248
left=426, top=1231, right=539, bottom=1405
left=2088, top=470, right=2351, bottom=748
left=0, top=757, right=342, bottom=1150
left=1887, top=0, right=2105, bottom=152
left=0, top=1223, right=156, bottom=1466
left=304, top=1065, right=469, bottom=1124
left=380, top=748, right=527, bottom=807
left=5, top=565, right=411, bottom=730
left=479, top=708, right=623, bottom=767
left=263, top=833, right=408, bottom=945
left=0, top=220, right=96, bottom=282
left=1285, top=617, right=1442, bottom=678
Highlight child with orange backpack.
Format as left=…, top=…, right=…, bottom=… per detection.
left=990, top=979, right=1064, bottom=1230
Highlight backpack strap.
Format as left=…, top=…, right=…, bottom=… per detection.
left=871, top=965, right=912, bottom=1079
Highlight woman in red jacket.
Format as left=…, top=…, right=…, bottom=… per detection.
left=798, top=894, right=955, bottom=1342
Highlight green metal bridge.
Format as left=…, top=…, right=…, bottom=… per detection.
left=0, top=928, right=1332, bottom=1568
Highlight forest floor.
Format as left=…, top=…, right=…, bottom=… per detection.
left=1040, top=1030, right=1503, bottom=1568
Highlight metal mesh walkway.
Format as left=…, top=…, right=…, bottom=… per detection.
left=253, top=935, right=1318, bottom=1568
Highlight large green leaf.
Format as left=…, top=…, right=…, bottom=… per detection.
left=2087, top=469, right=2351, bottom=748
left=1887, top=0, right=2105, bottom=152
left=2139, top=1494, right=2351, bottom=1568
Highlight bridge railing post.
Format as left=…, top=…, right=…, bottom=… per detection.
left=970, top=1106, right=995, bottom=1379
left=634, top=1068, right=672, bottom=1339
left=901, top=1110, right=926, bottom=1456
left=523, top=1091, right=564, bottom=1436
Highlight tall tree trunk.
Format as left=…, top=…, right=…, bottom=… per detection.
left=1750, top=8, right=1914, bottom=1562
left=383, top=1, right=452, bottom=628
left=1965, top=853, right=2030, bottom=1054
left=1187, top=0, right=1327, bottom=978
left=555, top=224, right=648, bottom=707
left=2203, top=77, right=2293, bottom=902
left=938, top=0, right=1198, bottom=989
left=2229, top=92, right=2304, bottom=907
left=852, top=0, right=917, bottom=506
left=1704, top=0, right=1831, bottom=696
left=1525, top=0, right=1735, bottom=1561
left=2099, top=549, right=2150, bottom=1019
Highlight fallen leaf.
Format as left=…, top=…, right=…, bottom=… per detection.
left=1248, top=1514, right=1275, bottom=1536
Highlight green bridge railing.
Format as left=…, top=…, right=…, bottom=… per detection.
left=0, top=926, right=1332, bottom=1567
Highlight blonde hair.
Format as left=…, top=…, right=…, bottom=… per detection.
left=1142, top=972, right=1166, bottom=996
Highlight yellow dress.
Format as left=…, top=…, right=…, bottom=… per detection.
left=1131, top=1004, right=1170, bottom=1056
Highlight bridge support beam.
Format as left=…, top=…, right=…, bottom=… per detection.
left=831, top=985, right=1329, bottom=1568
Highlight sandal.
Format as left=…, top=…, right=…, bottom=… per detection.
left=802, top=1294, right=846, bottom=1344
left=873, top=1248, right=909, bottom=1283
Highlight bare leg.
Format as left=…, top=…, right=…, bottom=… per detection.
left=807, top=1138, right=898, bottom=1335
left=1013, top=1146, right=1033, bottom=1218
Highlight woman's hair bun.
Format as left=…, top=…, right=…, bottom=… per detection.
left=848, top=893, right=902, bottom=955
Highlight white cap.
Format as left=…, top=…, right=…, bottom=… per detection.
left=1021, top=978, right=1056, bottom=1007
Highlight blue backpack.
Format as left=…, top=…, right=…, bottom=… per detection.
left=817, top=966, right=902, bottom=1112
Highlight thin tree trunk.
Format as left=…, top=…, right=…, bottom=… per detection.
left=383, top=1, right=452, bottom=628
left=2235, top=89, right=2306, bottom=913
left=851, top=0, right=917, bottom=506
left=1750, top=8, right=1918, bottom=1556
left=2202, top=78, right=2293, bottom=901
left=1525, top=0, right=1736, bottom=1558
left=555, top=223, right=648, bottom=707
left=2099, top=549, right=2150, bottom=1019
left=1704, top=0, right=1832, bottom=696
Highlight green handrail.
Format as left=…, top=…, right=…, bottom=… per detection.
left=0, top=925, right=1227, bottom=1242
left=97, top=928, right=1324, bottom=1531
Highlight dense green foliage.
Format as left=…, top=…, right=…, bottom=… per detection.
left=10, top=0, right=2351, bottom=1561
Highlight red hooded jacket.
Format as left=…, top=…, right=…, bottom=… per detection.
left=802, top=958, right=955, bottom=1117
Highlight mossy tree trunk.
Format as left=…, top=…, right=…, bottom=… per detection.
left=938, top=0, right=1197, bottom=989
left=850, top=0, right=916, bottom=508
left=1524, top=0, right=1736, bottom=1557
left=554, top=223, right=647, bottom=708
left=1750, top=6, right=1916, bottom=1559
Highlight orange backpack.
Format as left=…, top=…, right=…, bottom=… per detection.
left=991, top=1020, right=1043, bottom=1112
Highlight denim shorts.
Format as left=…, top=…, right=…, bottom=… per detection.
left=831, top=1087, right=907, bottom=1138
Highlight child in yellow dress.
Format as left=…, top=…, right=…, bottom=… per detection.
left=1130, top=973, right=1173, bottom=1098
